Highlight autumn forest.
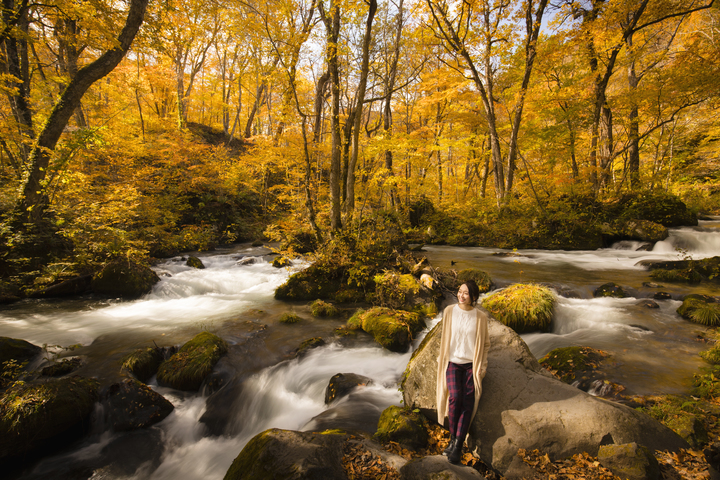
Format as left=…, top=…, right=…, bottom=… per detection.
left=1, top=0, right=719, bottom=294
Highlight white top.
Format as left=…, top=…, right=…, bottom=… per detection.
left=448, top=304, right=478, bottom=364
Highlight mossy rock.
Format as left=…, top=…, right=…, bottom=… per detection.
left=436, top=268, right=493, bottom=294
left=539, top=346, right=609, bottom=385
left=482, top=284, right=555, bottom=333
left=373, top=405, right=428, bottom=449
left=157, top=332, right=228, bottom=391
left=279, top=312, right=301, bottom=324
left=597, top=443, right=660, bottom=480
left=41, top=358, right=83, bottom=377
left=223, top=428, right=349, bottom=480
left=280, top=230, right=318, bottom=254
left=593, top=282, right=628, bottom=298
left=0, top=376, right=99, bottom=460
left=666, top=413, right=708, bottom=448
left=274, top=263, right=345, bottom=301
left=347, top=307, right=425, bottom=353
left=677, top=295, right=720, bottom=326
left=619, top=191, right=697, bottom=227
left=310, top=300, right=339, bottom=317
left=0, top=336, right=41, bottom=364
left=186, top=256, right=205, bottom=269
left=324, top=373, right=373, bottom=404
left=650, top=268, right=705, bottom=284
left=272, top=256, right=292, bottom=268
left=618, top=219, right=669, bottom=243
left=121, top=347, right=166, bottom=382
left=101, top=379, right=174, bottom=432
left=91, top=258, right=160, bottom=299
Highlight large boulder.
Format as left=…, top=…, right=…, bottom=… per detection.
left=348, top=307, right=426, bottom=353
left=157, top=331, right=228, bottom=391
left=401, top=318, right=689, bottom=479
left=0, top=376, right=99, bottom=460
left=223, top=428, right=350, bottom=480
left=618, top=219, right=668, bottom=243
left=0, top=336, right=41, bottom=364
left=91, top=258, right=160, bottom=298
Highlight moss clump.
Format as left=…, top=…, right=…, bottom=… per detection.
left=482, top=284, right=555, bottom=333
left=373, top=405, right=428, bottom=449
left=310, top=300, right=339, bottom=317
left=121, top=347, right=165, bottom=382
left=347, top=307, right=425, bottom=353
left=279, top=312, right=301, bottom=324
left=539, top=346, right=608, bottom=384
left=186, top=256, right=205, bottom=269
left=157, top=332, right=228, bottom=391
left=0, top=376, right=99, bottom=459
left=677, top=295, right=720, bottom=326
left=637, top=395, right=709, bottom=448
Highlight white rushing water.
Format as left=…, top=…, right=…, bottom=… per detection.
left=4, top=223, right=719, bottom=479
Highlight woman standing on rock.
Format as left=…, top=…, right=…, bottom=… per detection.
left=436, top=279, right=491, bottom=465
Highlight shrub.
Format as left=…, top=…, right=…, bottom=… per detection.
left=279, top=312, right=301, bottom=324
left=310, top=300, right=339, bottom=317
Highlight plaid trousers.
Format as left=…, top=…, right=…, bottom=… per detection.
left=446, top=361, right=475, bottom=439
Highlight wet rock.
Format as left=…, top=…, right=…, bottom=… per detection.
left=635, top=243, right=653, bottom=251
left=0, top=376, right=99, bottom=460
left=373, top=405, right=428, bottom=450
left=100, top=379, right=174, bottom=432
left=642, top=282, right=664, bottom=288
left=121, top=346, right=168, bottom=383
left=91, top=258, right=160, bottom=299
left=402, top=318, right=688, bottom=479
left=597, top=443, right=660, bottom=480
left=294, top=337, right=326, bottom=358
left=94, top=429, right=165, bottom=478
left=638, top=299, right=659, bottom=309
left=539, top=346, right=613, bottom=393
left=482, top=284, right=555, bottom=333
left=594, top=282, right=628, bottom=298
left=400, top=455, right=485, bottom=479
left=325, top=373, right=373, bottom=404
left=653, top=292, right=672, bottom=301
left=304, top=394, right=384, bottom=434
left=186, top=256, right=205, bottom=269
left=224, top=428, right=350, bottom=480
left=0, top=336, right=41, bottom=364
left=41, top=357, right=83, bottom=377
left=347, top=307, right=425, bottom=353
left=237, top=256, right=258, bottom=265
left=157, top=331, right=228, bottom=391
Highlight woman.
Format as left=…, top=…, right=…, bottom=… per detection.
left=436, top=279, right=491, bottom=464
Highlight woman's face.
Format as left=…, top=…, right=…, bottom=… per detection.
left=457, top=284, right=472, bottom=306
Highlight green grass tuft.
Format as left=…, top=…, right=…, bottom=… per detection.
left=310, top=300, right=339, bottom=317
left=279, top=312, right=301, bottom=324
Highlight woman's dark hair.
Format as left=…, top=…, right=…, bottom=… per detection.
left=462, top=280, right=481, bottom=306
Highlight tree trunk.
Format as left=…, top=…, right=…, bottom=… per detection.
left=14, top=0, right=149, bottom=226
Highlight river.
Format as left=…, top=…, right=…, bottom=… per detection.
left=2, top=219, right=719, bottom=479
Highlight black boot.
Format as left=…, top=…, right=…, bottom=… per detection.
left=448, top=436, right=463, bottom=464
left=442, top=435, right=456, bottom=456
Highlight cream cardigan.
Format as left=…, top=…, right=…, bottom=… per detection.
left=436, top=304, right=491, bottom=425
